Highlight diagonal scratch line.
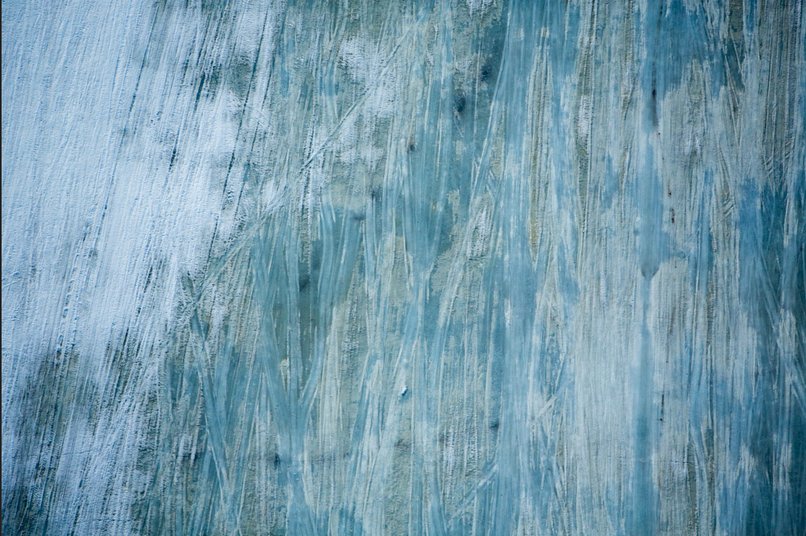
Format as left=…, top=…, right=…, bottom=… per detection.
left=154, top=6, right=430, bottom=382
left=298, top=7, right=424, bottom=175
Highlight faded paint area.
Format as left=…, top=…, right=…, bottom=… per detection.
left=2, top=0, right=805, bottom=534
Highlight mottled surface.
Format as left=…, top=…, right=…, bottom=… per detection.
left=2, top=0, right=805, bottom=534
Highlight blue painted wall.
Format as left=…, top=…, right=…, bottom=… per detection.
left=3, top=0, right=804, bottom=534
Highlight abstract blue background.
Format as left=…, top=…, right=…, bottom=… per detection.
left=3, top=0, right=804, bottom=534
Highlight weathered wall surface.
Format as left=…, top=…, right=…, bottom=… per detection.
left=3, top=0, right=804, bottom=534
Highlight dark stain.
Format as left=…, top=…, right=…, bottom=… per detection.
left=453, top=92, right=466, bottom=116
left=2, top=346, right=100, bottom=534
left=193, top=65, right=222, bottom=111
left=299, top=274, right=310, bottom=291
left=207, top=65, right=222, bottom=96
left=479, top=63, right=492, bottom=83
left=650, top=79, right=658, bottom=128
left=228, top=56, right=254, bottom=101
left=726, top=0, right=745, bottom=92
left=194, top=72, right=206, bottom=105
left=140, top=265, right=158, bottom=303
